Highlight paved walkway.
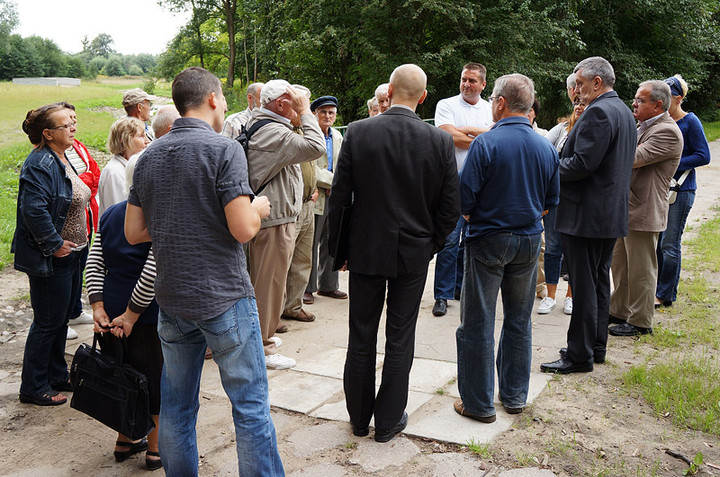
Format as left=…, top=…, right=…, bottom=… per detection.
left=2, top=143, right=718, bottom=476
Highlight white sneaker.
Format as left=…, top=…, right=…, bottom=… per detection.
left=563, top=297, right=573, bottom=315
left=265, top=353, right=296, bottom=370
left=269, top=336, right=282, bottom=348
left=537, top=297, right=556, bottom=314
left=66, top=327, right=78, bottom=340
left=70, top=311, right=94, bottom=325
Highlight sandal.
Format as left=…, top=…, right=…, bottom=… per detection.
left=114, top=438, right=148, bottom=462
left=146, top=451, right=163, bottom=471
left=19, top=390, right=67, bottom=406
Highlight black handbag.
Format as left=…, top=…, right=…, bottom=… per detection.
left=70, top=333, right=155, bottom=440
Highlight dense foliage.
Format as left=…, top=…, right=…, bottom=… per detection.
left=156, top=0, right=720, bottom=125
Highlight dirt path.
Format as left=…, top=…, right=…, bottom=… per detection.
left=1, top=143, right=719, bottom=476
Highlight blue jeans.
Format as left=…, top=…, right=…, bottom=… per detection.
left=157, top=298, right=283, bottom=477
left=21, top=249, right=84, bottom=396
left=457, top=233, right=540, bottom=416
left=543, top=208, right=563, bottom=285
left=434, top=216, right=467, bottom=300
left=656, top=190, right=695, bottom=303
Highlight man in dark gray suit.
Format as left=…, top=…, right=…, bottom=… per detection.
left=541, top=56, right=637, bottom=374
left=328, top=64, right=459, bottom=442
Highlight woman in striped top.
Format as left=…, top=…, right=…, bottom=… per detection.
left=86, top=198, right=163, bottom=471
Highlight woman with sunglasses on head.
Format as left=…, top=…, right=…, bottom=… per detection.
left=655, top=75, right=711, bottom=308
left=13, top=103, right=91, bottom=406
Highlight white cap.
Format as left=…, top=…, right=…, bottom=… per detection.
left=261, top=79, right=291, bottom=106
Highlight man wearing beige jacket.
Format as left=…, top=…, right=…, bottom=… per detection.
left=609, top=80, right=682, bottom=336
left=246, top=80, right=326, bottom=369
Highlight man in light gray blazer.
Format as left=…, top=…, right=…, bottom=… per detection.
left=609, top=80, right=683, bottom=336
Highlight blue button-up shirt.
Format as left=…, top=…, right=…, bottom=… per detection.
left=325, top=129, right=333, bottom=171
left=460, top=116, right=560, bottom=241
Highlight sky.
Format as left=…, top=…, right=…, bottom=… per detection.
left=16, top=0, right=191, bottom=56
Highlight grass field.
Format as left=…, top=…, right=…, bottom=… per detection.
left=0, top=78, right=153, bottom=268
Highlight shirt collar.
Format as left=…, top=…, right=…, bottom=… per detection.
left=257, top=107, right=291, bottom=124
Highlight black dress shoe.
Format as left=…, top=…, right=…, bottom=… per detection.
left=559, top=347, right=605, bottom=364
left=374, top=412, right=408, bottom=442
left=432, top=299, right=447, bottom=317
left=609, top=322, right=652, bottom=336
left=654, top=300, right=673, bottom=309
left=540, top=356, right=593, bottom=374
left=608, top=315, right=625, bottom=325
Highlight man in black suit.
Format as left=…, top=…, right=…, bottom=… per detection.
left=540, top=56, right=636, bottom=374
left=328, top=64, right=459, bottom=442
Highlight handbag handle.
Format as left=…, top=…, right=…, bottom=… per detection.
left=92, top=332, right=128, bottom=364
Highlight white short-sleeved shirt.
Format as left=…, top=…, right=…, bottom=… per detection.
left=434, top=94, right=493, bottom=171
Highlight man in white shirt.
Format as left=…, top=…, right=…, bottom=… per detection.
left=432, top=62, right=493, bottom=317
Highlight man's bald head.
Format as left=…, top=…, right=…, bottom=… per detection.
left=388, top=64, right=427, bottom=108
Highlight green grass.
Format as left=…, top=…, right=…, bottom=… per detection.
left=0, top=79, right=152, bottom=269
left=623, top=208, right=720, bottom=437
left=703, top=121, right=720, bottom=142
left=466, top=439, right=493, bottom=459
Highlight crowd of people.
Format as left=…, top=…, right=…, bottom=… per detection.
left=11, top=54, right=711, bottom=474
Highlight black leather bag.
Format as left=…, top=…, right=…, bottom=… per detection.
left=70, top=333, right=154, bottom=440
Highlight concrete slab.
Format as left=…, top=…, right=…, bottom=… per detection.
left=499, top=468, right=557, bottom=477
left=404, top=395, right=513, bottom=445
left=349, top=436, right=420, bottom=473
left=268, top=371, right=342, bottom=414
left=287, top=464, right=349, bottom=477
left=446, top=371, right=550, bottom=403
left=287, top=421, right=349, bottom=457
left=310, top=389, right=434, bottom=427
left=408, top=357, right=457, bottom=393
left=427, top=453, right=490, bottom=476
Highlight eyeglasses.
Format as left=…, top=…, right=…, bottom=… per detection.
left=488, top=95, right=502, bottom=103
left=316, top=110, right=337, bottom=116
left=48, top=120, right=77, bottom=130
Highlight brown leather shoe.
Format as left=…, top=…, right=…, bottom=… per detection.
left=317, top=289, right=348, bottom=299
left=453, top=398, right=496, bottom=423
left=275, top=324, right=289, bottom=333
left=282, top=309, right=316, bottom=322
left=303, top=292, right=314, bottom=304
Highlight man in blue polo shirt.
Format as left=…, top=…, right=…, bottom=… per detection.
left=454, top=74, right=559, bottom=423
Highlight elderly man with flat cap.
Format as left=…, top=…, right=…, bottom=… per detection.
left=304, top=96, right=347, bottom=305
left=122, top=88, right=157, bottom=142
left=245, top=80, right=325, bottom=370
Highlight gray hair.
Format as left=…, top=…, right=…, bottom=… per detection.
left=640, top=80, right=672, bottom=112
left=367, top=97, right=378, bottom=109
left=566, top=73, right=576, bottom=89
left=374, top=83, right=389, bottom=98
left=492, top=74, right=535, bottom=114
left=574, top=56, right=615, bottom=88
left=247, top=82, right=264, bottom=97
left=151, top=105, right=180, bottom=138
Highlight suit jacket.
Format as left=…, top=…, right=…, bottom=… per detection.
left=327, top=106, right=460, bottom=278
left=629, top=112, right=683, bottom=232
left=314, top=126, right=343, bottom=215
left=555, top=91, right=637, bottom=238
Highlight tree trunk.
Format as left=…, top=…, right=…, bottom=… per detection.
left=243, top=15, right=249, bottom=85
left=223, top=0, right=236, bottom=87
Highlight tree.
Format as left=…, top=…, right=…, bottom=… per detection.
left=84, top=33, right=116, bottom=58
left=102, top=55, right=126, bottom=76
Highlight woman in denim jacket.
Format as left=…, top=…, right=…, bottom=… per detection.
left=13, top=103, right=90, bottom=406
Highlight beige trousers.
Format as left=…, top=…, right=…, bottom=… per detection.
left=283, top=201, right=315, bottom=317
left=536, top=232, right=547, bottom=297
left=247, top=222, right=295, bottom=355
left=609, top=230, right=659, bottom=329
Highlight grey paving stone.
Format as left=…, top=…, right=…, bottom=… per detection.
left=287, top=421, right=349, bottom=457
left=409, top=357, right=457, bottom=393
left=349, top=437, right=421, bottom=473
left=310, top=389, right=434, bottom=426
left=287, top=463, right=348, bottom=477
left=428, top=453, right=489, bottom=476
left=268, top=371, right=343, bottom=414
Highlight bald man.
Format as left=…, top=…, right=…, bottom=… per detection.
left=328, top=64, right=459, bottom=443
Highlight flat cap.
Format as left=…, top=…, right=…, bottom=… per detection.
left=310, top=96, right=338, bottom=112
left=122, top=88, right=156, bottom=107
